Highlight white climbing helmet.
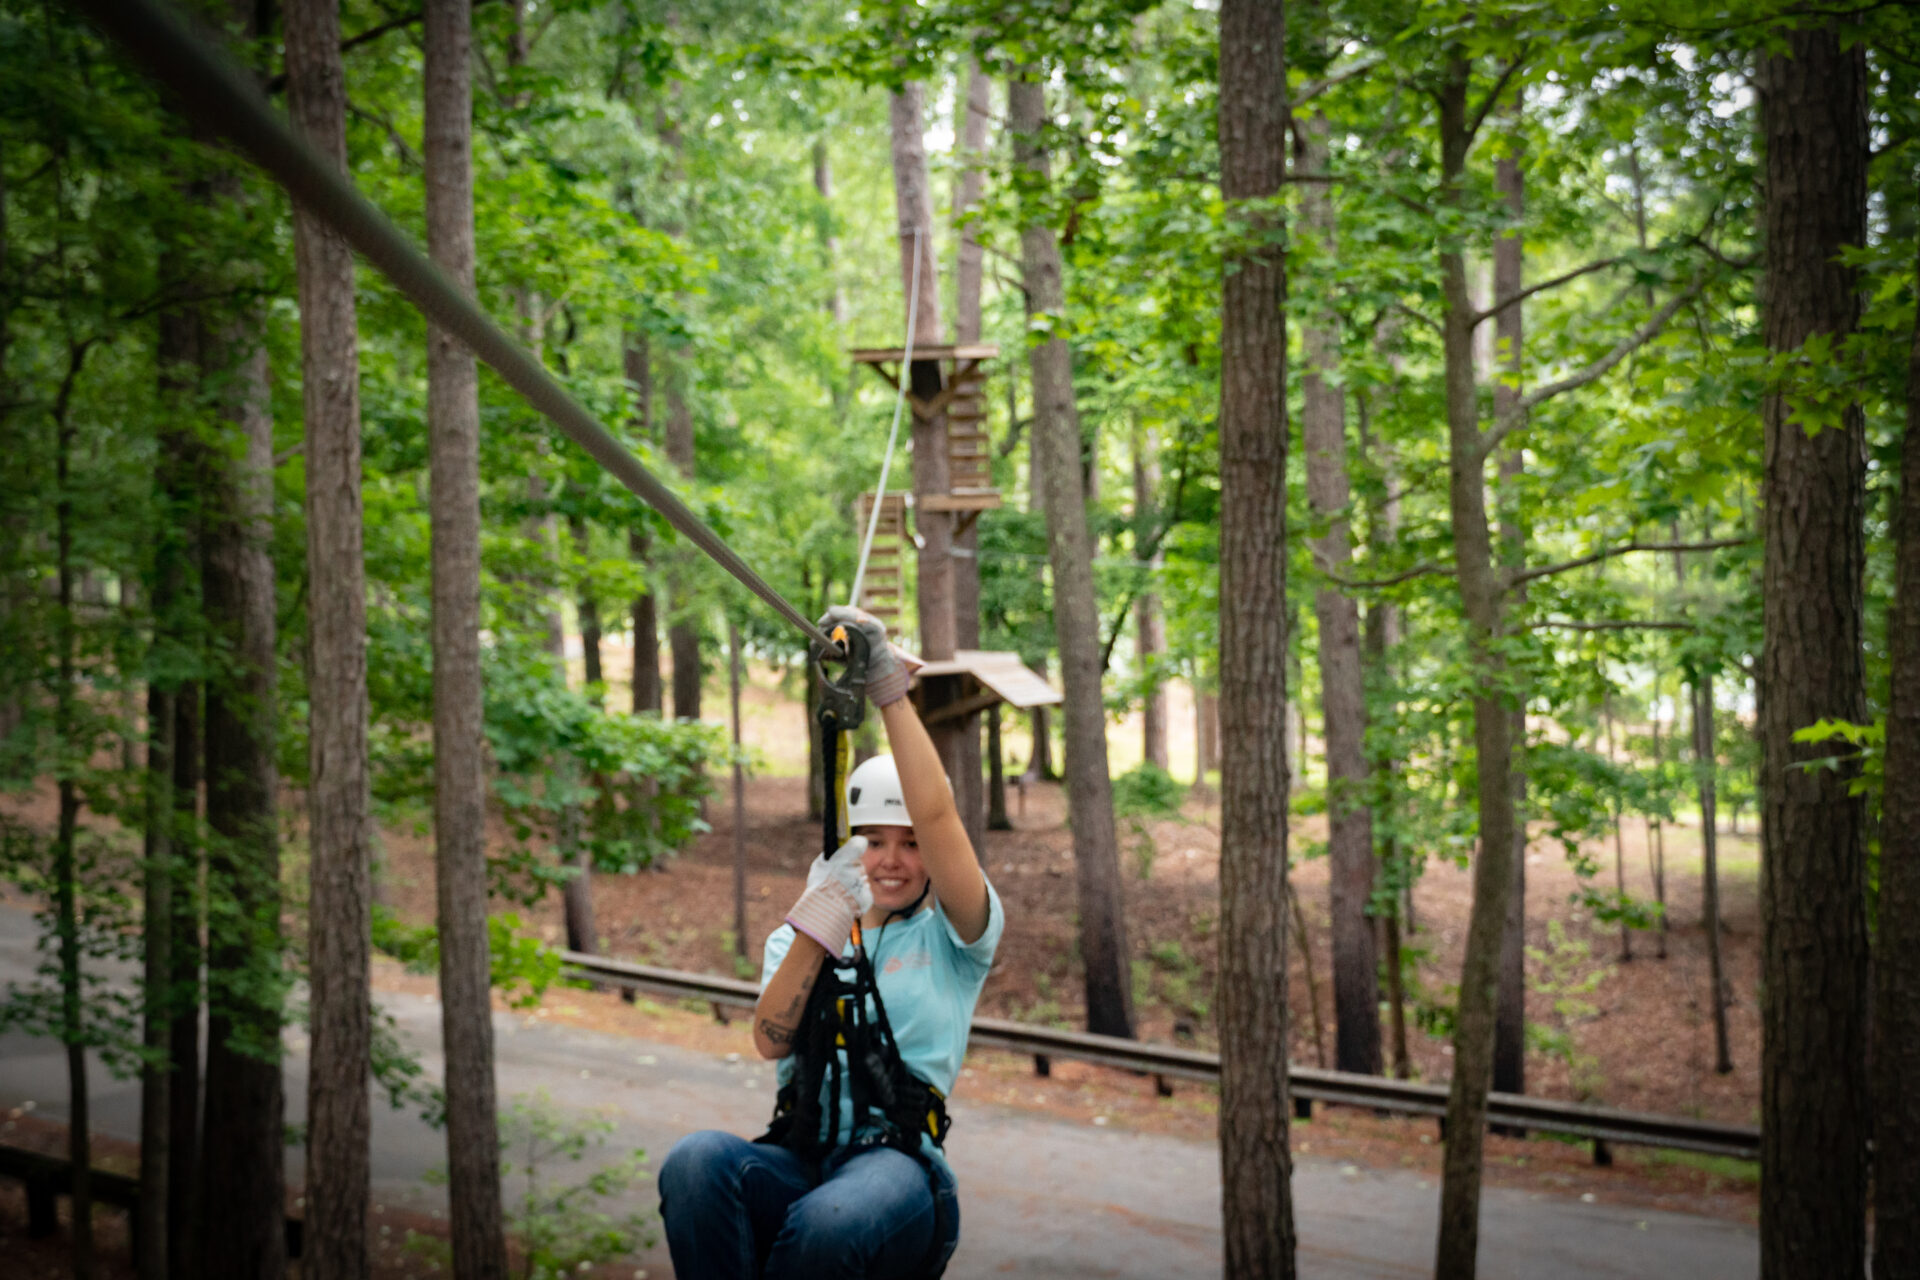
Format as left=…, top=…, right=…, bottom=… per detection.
left=845, top=754, right=912, bottom=830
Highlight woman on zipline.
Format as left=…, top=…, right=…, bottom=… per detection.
left=659, top=606, right=1003, bottom=1280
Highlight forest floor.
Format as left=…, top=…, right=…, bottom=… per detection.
left=0, top=657, right=1765, bottom=1275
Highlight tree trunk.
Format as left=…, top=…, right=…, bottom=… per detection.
left=198, top=331, right=285, bottom=1280
left=813, top=138, right=848, bottom=330
left=1648, top=671, right=1668, bottom=961
left=1433, top=57, right=1520, bottom=1279
left=729, top=619, right=748, bottom=957
left=1873, top=176, right=1920, bottom=1280
left=1010, top=73, right=1135, bottom=1042
left=425, top=2, right=510, bottom=1273
left=144, top=283, right=205, bottom=1280
left=1691, top=676, right=1733, bottom=1074
left=534, top=496, right=593, bottom=956
left=53, top=370, right=95, bottom=1280
left=167, top=680, right=202, bottom=1280
left=950, top=65, right=992, bottom=855
left=987, top=702, right=1011, bottom=830
left=140, top=675, right=175, bottom=1280
left=1195, top=688, right=1218, bottom=787
left=572, top=516, right=604, bottom=697
left=1604, top=694, right=1632, bottom=963
left=1756, top=32, right=1870, bottom=1278
left=630, top=530, right=661, bottom=712
left=889, top=83, right=962, bottom=800
left=1132, top=422, right=1170, bottom=773
left=665, top=368, right=701, bottom=721
left=1299, top=103, right=1379, bottom=1079
left=1028, top=699, right=1057, bottom=780
left=1361, top=391, right=1410, bottom=1084
left=1491, top=122, right=1528, bottom=1104
left=287, top=0, right=373, bottom=1270
left=1214, top=3, right=1297, bottom=1272
left=624, top=333, right=662, bottom=716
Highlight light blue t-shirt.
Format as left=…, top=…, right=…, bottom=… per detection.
left=761, top=878, right=1004, bottom=1172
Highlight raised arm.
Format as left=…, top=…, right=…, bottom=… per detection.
left=822, top=605, right=991, bottom=944
left=881, top=697, right=990, bottom=942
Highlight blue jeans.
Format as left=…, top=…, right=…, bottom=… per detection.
left=659, top=1130, right=960, bottom=1279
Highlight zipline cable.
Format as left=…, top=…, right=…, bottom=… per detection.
left=68, top=0, right=836, bottom=653
left=846, top=225, right=923, bottom=611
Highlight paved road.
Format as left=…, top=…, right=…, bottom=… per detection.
left=0, top=905, right=1758, bottom=1277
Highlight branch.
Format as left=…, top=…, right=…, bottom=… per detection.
left=1526, top=619, right=1696, bottom=632
left=1331, top=561, right=1454, bottom=590
left=1477, top=274, right=1708, bottom=459
left=997, top=417, right=1031, bottom=459
left=1390, top=301, right=1442, bottom=336
left=1465, top=55, right=1528, bottom=148
left=1099, top=585, right=1146, bottom=674
left=1470, top=256, right=1625, bottom=329
left=1506, top=537, right=1752, bottom=589
left=348, top=100, right=421, bottom=169
left=264, top=0, right=500, bottom=94
left=1295, top=54, right=1385, bottom=107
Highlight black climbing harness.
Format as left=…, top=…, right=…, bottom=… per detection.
left=752, top=625, right=955, bottom=1277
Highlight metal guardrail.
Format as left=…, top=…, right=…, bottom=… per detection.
left=560, top=951, right=1761, bottom=1164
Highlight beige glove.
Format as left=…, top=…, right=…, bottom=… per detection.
left=785, top=837, right=873, bottom=956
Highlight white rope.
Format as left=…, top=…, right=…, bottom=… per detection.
left=847, top=225, right=926, bottom=610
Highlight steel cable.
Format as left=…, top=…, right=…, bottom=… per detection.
left=68, top=0, right=835, bottom=651
left=846, top=225, right=922, bottom=611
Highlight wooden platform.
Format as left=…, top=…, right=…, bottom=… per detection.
left=910, top=649, right=1061, bottom=726
left=847, top=344, right=1000, bottom=364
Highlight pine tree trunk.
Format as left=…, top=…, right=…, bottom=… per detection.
left=1029, top=699, right=1057, bottom=780
left=198, top=330, right=285, bottom=1280
left=624, top=335, right=662, bottom=716
left=1692, top=676, right=1732, bottom=1074
left=1132, top=423, right=1170, bottom=773
left=140, top=673, right=175, bottom=1280
left=1361, top=394, right=1410, bottom=1084
left=53, top=370, right=95, bottom=1280
left=287, top=0, right=374, bottom=1270
left=987, top=702, right=1011, bottom=830
left=950, top=67, right=992, bottom=855
left=889, top=83, right=963, bottom=802
left=1010, top=72, right=1135, bottom=1041
left=729, top=619, right=748, bottom=957
left=1605, top=696, right=1632, bottom=963
left=1756, top=31, right=1870, bottom=1278
left=1647, top=674, right=1667, bottom=961
left=167, top=681, right=202, bottom=1280
left=425, top=2, right=509, bottom=1273
left=1433, top=56, right=1519, bottom=1279
left=572, top=516, right=604, bottom=696
left=1214, top=4, right=1297, bottom=1271
left=1491, top=125, right=1528, bottom=1104
left=144, top=286, right=205, bottom=1280
left=666, top=371, right=701, bottom=721
left=1195, top=688, right=1218, bottom=787
left=1873, top=189, right=1920, bottom=1280
left=1300, top=103, right=1379, bottom=1079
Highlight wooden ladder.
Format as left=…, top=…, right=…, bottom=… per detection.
left=853, top=491, right=908, bottom=626
left=944, top=360, right=994, bottom=500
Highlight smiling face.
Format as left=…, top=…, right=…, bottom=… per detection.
left=856, top=824, right=929, bottom=916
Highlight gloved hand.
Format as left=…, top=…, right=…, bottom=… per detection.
left=819, top=605, right=923, bottom=708
left=785, top=836, right=873, bottom=957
